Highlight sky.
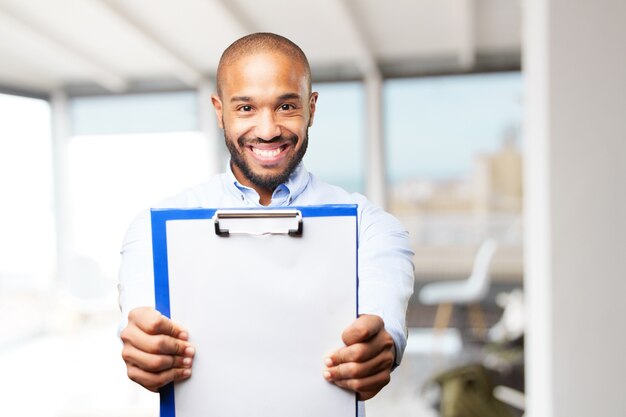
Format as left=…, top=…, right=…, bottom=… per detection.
left=384, top=72, right=523, bottom=182
left=303, top=72, right=523, bottom=191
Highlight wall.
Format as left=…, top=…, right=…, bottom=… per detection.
left=524, top=1, right=626, bottom=416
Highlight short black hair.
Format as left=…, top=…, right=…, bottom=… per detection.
left=216, top=32, right=311, bottom=97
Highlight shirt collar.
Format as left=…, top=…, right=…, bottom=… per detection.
left=223, top=161, right=310, bottom=206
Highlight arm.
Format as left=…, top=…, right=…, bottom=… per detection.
left=356, top=202, right=415, bottom=369
left=120, top=307, right=195, bottom=392
left=324, top=200, right=415, bottom=400
left=118, top=210, right=195, bottom=391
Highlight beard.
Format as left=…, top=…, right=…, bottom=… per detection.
left=225, top=129, right=308, bottom=192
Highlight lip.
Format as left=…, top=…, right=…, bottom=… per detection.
left=245, top=142, right=292, bottom=165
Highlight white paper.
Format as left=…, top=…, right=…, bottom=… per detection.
left=164, top=214, right=357, bottom=417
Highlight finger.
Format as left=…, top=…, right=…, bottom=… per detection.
left=126, top=363, right=192, bottom=392
left=327, top=329, right=394, bottom=366
left=323, top=347, right=394, bottom=381
left=341, top=314, right=384, bottom=346
left=122, top=344, right=193, bottom=372
left=130, top=308, right=187, bottom=339
left=121, top=324, right=194, bottom=356
left=330, top=369, right=391, bottom=401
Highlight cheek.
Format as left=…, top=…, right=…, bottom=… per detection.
left=223, top=120, right=245, bottom=140
left=227, top=118, right=255, bottom=137
left=284, top=120, right=308, bottom=136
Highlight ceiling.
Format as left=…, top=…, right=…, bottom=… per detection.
left=0, top=0, right=521, bottom=97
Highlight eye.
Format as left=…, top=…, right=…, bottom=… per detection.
left=280, top=103, right=295, bottom=111
left=239, top=105, right=253, bottom=112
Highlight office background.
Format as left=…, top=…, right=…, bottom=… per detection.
left=0, top=1, right=624, bottom=416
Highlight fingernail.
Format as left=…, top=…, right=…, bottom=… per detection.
left=183, top=357, right=192, bottom=366
left=323, top=371, right=331, bottom=380
left=185, top=347, right=195, bottom=357
left=179, top=331, right=189, bottom=340
left=324, top=357, right=333, bottom=366
left=182, top=369, right=191, bottom=377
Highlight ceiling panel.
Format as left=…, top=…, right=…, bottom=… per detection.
left=106, top=0, right=246, bottom=71
left=228, top=0, right=365, bottom=67
left=0, top=9, right=97, bottom=84
left=0, top=0, right=178, bottom=77
left=348, top=0, right=464, bottom=59
left=476, top=0, right=522, bottom=51
left=0, top=0, right=522, bottom=95
left=0, top=54, right=60, bottom=92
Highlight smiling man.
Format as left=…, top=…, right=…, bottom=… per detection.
left=213, top=43, right=315, bottom=205
left=118, top=33, right=414, bottom=414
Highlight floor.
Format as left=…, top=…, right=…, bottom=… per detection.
left=367, top=328, right=467, bottom=417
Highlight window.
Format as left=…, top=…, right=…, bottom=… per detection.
left=67, top=92, right=210, bottom=283
left=385, top=72, right=523, bottom=277
left=0, top=93, right=54, bottom=291
left=305, top=82, right=365, bottom=193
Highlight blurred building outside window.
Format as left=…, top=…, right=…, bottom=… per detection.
left=385, top=72, right=524, bottom=281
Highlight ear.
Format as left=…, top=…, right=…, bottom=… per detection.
left=211, top=94, right=224, bottom=129
left=307, top=92, right=319, bottom=127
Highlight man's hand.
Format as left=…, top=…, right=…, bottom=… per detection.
left=323, top=314, right=395, bottom=400
left=120, top=307, right=195, bottom=392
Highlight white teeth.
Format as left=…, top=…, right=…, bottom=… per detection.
left=252, top=147, right=281, bottom=158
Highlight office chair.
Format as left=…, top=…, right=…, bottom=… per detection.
left=418, top=239, right=499, bottom=336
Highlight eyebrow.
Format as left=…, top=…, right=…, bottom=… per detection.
left=278, top=93, right=302, bottom=101
left=229, top=93, right=302, bottom=103
left=230, top=96, right=252, bottom=103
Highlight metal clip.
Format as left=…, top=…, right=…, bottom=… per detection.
left=213, top=209, right=303, bottom=237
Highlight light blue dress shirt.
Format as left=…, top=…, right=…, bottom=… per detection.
left=118, top=162, right=415, bottom=414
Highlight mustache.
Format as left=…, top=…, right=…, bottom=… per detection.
left=237, top=133, right=298, bottom=147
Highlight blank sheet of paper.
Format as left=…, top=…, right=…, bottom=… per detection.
left=152, top=207, right=357, bottom=417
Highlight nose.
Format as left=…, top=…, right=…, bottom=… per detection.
left=254, top=110, right=281, bottom=140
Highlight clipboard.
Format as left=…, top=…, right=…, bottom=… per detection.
left=151, top=205, right=359, bottom=417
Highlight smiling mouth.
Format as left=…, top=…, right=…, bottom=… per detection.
left=247, top=144, right=290, bottom=161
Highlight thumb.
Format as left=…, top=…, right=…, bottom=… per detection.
left=341, top=314, right=384, bottom=346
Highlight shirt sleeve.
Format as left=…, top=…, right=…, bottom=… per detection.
left=117, top=209, right=156, bottom=335
left=357, top=201, right=415, bottom=368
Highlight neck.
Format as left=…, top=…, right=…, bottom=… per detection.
left=231, top=162, right=274, bottom=206
left=258, top=193, right=272, bottom=206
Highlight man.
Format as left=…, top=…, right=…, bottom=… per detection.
left=118, top=33, right=414, bottom=410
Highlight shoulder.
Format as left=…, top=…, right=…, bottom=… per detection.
left=301, top=174, right=377, bottom=211
left=152, top=175, right=224, bottom=209
left=302, top=174, right=406, bottom=233
left=300, top=174, right=369, bottom=206
left=122, top=175, right=224, bottom=247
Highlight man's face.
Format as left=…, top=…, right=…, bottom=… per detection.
left=212, top=51, right=318, bottom=193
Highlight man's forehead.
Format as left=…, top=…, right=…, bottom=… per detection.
left=225, top=51, right=303, bottom=76
left=219, top=51, right=309, bottom=95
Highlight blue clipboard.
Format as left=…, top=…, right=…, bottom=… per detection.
left=151, top=205, right=359, bottom=417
